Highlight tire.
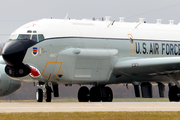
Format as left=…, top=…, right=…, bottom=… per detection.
left=45, top=87, right=52, bottom=102
left=36, top=89, right=43, bottom=102
left=102, top=87, right=113, bottom=102
left=78, top=86, right=90, bottom=102
left=90, top=87, right=101, bottom=102
left=168, top=86, right=179, bottom=102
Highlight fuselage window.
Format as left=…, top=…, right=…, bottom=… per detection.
left=38, top=34, right=45, bottom=41
left=32, top=34, right=37, bottom=41
left=17, top=34, right=31, bottom=40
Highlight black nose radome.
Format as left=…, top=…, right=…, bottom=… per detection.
left=2, top=39, right=37, bottom=77
left=2, top=39, right=37, bottom=66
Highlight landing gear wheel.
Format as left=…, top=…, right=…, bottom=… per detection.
left=90, top=87, right=101, bottom=102
left=102, top=87, right=113, bottom=102
left=36, top=88, right=43, bottom=102
left=45, top=87, right=52, bottom=102
left=168, top=86, right=179, bottom=102
left=78, top=86, right=90, bottom=102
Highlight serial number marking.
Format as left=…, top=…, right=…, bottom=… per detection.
left=50, top=54, right=57, bottom=57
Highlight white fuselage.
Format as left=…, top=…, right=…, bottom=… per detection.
left=8, top=18, right=180, bottom=85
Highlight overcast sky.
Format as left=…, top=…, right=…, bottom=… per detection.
left=0, top=0, right=180, bottom=42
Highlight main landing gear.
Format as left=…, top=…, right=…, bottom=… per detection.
left=168, top=85, right=180, bottom=102
left=78, top=85, right=113, bottom=102
left=36, top=83, right=53, bottom=102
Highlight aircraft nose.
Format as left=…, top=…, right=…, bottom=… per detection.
left=2, top=39, right=37, bottom=66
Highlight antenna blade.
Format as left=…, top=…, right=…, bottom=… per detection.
left=64, top=13, right=69, bottom=20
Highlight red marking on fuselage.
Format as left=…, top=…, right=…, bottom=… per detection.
left=30, top=66, right=40, bottom=77
left=32, top=24, right=36, bottom=27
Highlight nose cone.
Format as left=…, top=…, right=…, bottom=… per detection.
left=2, top=39, right=37, bottom=66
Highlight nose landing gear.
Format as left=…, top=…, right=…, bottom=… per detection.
left=44, top=86, right=52, bottom=102
left=36, top=88, right=43, bottom=102
left=36, top=83, right=52, bottom=102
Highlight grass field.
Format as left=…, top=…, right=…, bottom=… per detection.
left=0, top=112, right=179, bottom=120
left=0, top=98, right=177, bottom=120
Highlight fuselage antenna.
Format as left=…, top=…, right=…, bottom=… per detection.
left=111, top=20, right=115, bottom=25
left=135, top=18, right=145, bottom=29
left=64, top=13, right=69, bottom=20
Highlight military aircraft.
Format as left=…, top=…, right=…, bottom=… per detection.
left=1, top=16, right=180, bottom=102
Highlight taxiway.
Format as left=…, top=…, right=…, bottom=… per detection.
left=0, top=102, right=180, bottom=112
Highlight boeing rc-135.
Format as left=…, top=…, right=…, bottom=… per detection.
left=1, top=17, right=180, bottom=102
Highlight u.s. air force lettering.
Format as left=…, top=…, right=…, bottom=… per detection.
left=135, top=42, right=180, bottom=55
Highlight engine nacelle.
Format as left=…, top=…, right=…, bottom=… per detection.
left=0, top=64, right=22, bottom=97
left=5, top=64, right=31, bottom=77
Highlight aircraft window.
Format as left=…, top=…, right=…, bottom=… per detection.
left=27, top=30, right=32, bottom=33
left=32, top=34, right=37, bottom=41
left=38, top=34, right=45, bottom=41
left=9, top=34, right=18, bottom=40
left=33, top=31, right=37, bottom=33
left=17, top=34, right=31, bottom=40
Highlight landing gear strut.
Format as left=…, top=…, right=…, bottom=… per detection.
left=78, top=85, right=113, bottom=102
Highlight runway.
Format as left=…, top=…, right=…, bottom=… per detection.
left=0, top=102, right=180, bottom=112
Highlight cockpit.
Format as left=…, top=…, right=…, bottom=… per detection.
left=9, top=30, right=45, bottom=42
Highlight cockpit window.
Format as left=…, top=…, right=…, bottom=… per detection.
left=15, top=34, right=44, bottom=42
left=17, top=34, right=31, bottom=40
left=32, top=34, right=37, bottom=41
left=38, top=34, right=45, bottom=41
left=9, top=34, right=18, bottom=40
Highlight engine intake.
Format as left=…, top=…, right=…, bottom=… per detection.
left=5, top=64, right=31, bottom=77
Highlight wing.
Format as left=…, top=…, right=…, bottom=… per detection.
left=114, top=57, right=180, bottom=76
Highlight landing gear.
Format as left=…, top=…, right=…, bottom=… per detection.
left=168, top=85, right=180, bottom=102
left=36, top=83, right=52, bottom=102
left=102, top=87, right=113, bottom=102
left=78, top=85, right=113, bottom=102
left=45, top=86, right=52, bottom=102
left=78, top=86, right=90, bottom=102
left=36, top=88, right=43, bottom=102
left=90, top=87, right=101, bottom=102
